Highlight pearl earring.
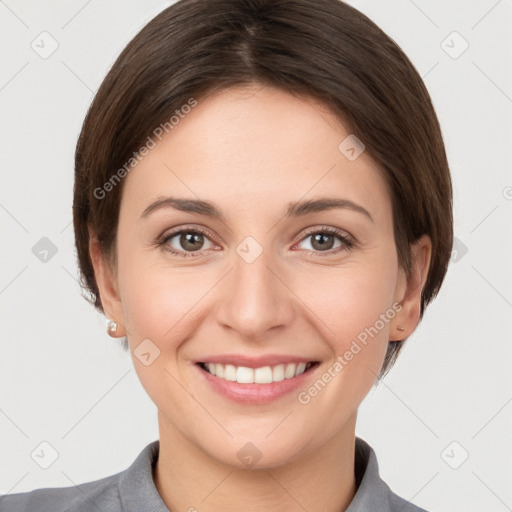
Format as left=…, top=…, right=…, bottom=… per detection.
left=107, top=319, right=118, bottom=333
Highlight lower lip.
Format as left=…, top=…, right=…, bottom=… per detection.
left=194, top=362, right=320, bottom=404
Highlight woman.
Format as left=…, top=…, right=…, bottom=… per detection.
left=0, top=0, right=452, bottom=510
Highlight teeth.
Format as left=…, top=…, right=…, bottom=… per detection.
left=224, top=364, right=237, bottom=381
left=255, top=366, right=273, bottom=383
left=296, top=362, right=306, bottom=375
left=202, top=362, right=313, bottom=383
left=284, top=363, right=296, bottom=379
left=273, top=364, right=285, bottom=382
left=237, top=366, right=255, bottom=383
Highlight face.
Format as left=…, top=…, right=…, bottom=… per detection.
left=91, top=84, right=430, bottom=469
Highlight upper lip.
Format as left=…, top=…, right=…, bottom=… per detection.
left=196, top=354, right=319, bottom=369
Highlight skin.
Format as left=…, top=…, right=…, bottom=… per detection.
left=90, top=84, right=431, bottom=512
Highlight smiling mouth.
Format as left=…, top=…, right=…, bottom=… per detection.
left=197, top=361, right=319, bottom=384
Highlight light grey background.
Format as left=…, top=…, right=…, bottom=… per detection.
left=1, top=1, right=511, bottom=511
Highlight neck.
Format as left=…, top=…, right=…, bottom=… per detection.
left=153, top=412, right=358, bottom=512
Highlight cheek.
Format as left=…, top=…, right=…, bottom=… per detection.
left=115, top=226, right=223, bottom=359
left=115, top=226, right=173, bottom=341
left=119, top=261, right=206, bottom=345
left=287, top=256, right=399, bottom=431
left=296, top=256, right=399, bottom=347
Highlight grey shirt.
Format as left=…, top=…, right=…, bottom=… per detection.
left=0, top=437, right=428, bottom=511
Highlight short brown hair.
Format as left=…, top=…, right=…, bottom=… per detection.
left=73, top=0, right=453, bottom=378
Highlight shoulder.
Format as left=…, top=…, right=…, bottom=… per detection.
left=0, top=440, right=162, bottom=512
left=0, top=472, right=122, bottom=512
left=386, top=487, right=430, bottom=512
left=350, top=437, right=430, bottom=512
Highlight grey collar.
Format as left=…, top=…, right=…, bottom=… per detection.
left=118, top=437, right=424, bottom=512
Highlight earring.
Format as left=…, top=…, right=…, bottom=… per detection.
left=397, top=325, right=405, bottom=332
left=107, top=319, right=118, bottom=333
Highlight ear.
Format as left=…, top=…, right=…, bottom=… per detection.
left=390, top=234, right=432, bottom=341
left=89, top=233, right=127, bottom=337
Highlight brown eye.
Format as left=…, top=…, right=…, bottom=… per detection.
left=296, top=227, right=354, bottom=255
left=310, top=232, right=336, bottom=251
left=161, top=227, right=215, bottom=257
left=178, top=232, right=205, bottom=252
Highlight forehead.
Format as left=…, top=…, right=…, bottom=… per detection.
left=120, top=84, right=392, bottom=226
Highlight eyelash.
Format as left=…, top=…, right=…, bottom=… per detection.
left=157, top=225, right=355, bottom=258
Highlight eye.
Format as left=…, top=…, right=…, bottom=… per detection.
left=157, top=225, right=355, bottom=258
left=159, top=226, right=216, bottom=257
left=295, top=227, right=355, bottom=255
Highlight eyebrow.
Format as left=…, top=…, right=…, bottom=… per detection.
left=140, top=196, right=374, bottom=223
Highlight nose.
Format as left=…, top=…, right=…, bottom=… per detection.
left=215, top=245, right=294, bottom=339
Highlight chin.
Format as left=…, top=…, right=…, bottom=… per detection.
left=203, top=434, right=311, bottom=471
